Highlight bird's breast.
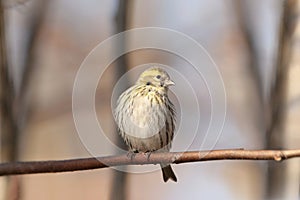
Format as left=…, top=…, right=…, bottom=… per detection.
left=123, top=94, right=167, bottom=139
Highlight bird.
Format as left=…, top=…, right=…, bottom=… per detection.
left=114, top=67, right=177, bottom=182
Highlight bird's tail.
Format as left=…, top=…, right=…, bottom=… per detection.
left=160, top=164, right=177, bottom=182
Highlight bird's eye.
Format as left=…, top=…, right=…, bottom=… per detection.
left=156, top=75, right=161, bottom=79
left=146, top=82, right=151, bottom=85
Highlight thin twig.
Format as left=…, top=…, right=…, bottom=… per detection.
left=0, top=149, right=299, bottom=176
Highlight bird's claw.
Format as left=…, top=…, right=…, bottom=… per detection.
left=127, top=151, right=137, bottom=160
left=144, top=152, right=152, bottom=160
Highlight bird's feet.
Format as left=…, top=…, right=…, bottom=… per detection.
left=143, top=152, right=152, bottom=160
left=127, top=151, right=152, bottom=160
left=127, top=150, right=138, bottom=160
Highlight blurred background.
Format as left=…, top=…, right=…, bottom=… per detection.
left=1, top=0, right=300, bottom=199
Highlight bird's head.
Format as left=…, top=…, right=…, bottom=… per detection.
left=136, top=67, right=175, bottom=88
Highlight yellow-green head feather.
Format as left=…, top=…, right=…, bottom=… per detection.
left=136, top=67, right=174, bottom=88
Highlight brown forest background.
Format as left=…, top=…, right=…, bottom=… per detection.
left=1, top=0, right=300, bottom=200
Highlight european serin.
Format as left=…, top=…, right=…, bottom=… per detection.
left=115, top=67, right=177, bottom=182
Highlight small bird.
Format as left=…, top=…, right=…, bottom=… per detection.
left=114, top=67, right=177, bottom=182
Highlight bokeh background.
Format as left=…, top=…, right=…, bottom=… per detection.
left=1, top=0, right=300, bottom=199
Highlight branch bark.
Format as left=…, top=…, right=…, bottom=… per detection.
left=0, top=149, right=299, bottom=176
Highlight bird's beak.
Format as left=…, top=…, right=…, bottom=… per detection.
left=165, top=79, right=175, bottom=86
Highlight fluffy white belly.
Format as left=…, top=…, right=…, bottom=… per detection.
left=121, top=95, right=166, bottom=139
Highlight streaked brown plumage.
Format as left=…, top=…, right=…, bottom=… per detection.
left=114, top=67, right=177, bottom=182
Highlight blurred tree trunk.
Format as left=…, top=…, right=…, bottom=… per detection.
left=110, top=1, right=134, bottom=200
left=0, top=0, right=17, bottom=163
left=0, top=1, right=47, bottom=199
left=15, top=0, right=48, bottom=163
left=265, top=0, right=296, bottom=199
left=0, top=1, right=19, bottom=199
left=234, top=0, right=299, bottom=199
left=233, top=0, right=266, bottom=143
left=233, top=0, right=264, bottom=101
left=232, top=1, right=267, bottom=198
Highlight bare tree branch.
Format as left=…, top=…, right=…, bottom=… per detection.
left=0, top=149, right=299, bottom=176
